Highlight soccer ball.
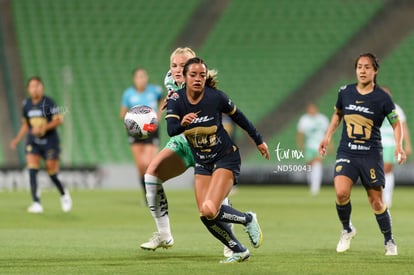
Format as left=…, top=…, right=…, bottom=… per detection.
left=123, top=105, right=158, bottom=139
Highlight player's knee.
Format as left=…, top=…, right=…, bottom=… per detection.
left=201, top=200, right=218, bottom=219
left=46, top=167, right=58, bottom=175
left=145, top=161, right=159, bottom=177
left=27, top=164, right=40, bottom=170
left=336, top=191, right=350, bottom=204
left=47, top=170, right=57, bottom=176
left=370, top=198, right=385, bottom=212
left=45, top=160, right=59, bottom=175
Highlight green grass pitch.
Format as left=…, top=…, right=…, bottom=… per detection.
left=1, top=185, right=413, bottom=274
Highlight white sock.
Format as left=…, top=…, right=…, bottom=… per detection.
left=383, top=172, right=394, bottom=208
left=222, top=197, right=230, bottom=206
left=309, top=162, right=322, bottom=195
left=144, top=174, right=171, bottom=238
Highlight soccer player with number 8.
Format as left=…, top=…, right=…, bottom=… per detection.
left=319, top=53, right=406, bottom=256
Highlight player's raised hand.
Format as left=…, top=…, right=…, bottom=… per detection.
left=258, top=142, right=270, bottom=160
left=181, top=112, right=198, bottom=127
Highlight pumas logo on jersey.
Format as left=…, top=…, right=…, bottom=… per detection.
left=192, top=115, right=214, bottom=124
left=345, top=104, right=373, bottom=114
left=355, top=100, right=364, bottom=104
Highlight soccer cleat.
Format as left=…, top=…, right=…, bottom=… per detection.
left=61, top=191, right=72, bottom=213
left=336, top=227, right=357, bottom=253
left=385, top=240, right=398, bottom=256
left=223, top=223, right=235, bottom=257
left=220, top=249, right=250, bottom=264
left=244, top=212, right=263, bottom=248
left=140, top=232, right=174, bottom=251
left=28, top=202, right=43, bottom=214
left=223, top=246, right=233, bottom=258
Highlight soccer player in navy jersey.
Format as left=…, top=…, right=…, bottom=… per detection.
left=166, top=57, right=270, bottom=263
left=141, top=48, right=235, bottom=258
left=319, top=53, right=406, bottom=256
left=10, top=76, right=72, bottom=213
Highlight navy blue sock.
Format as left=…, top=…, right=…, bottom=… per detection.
left=29, top=169, right=40, bottom=202
left=200, top=216, right=246, bottom=253
left=49, top=174, right=65, bottom=195
left=215, top=205, right=252, bottom=225
left=375, top=209, right=393, bottom=243
left=336, top=201, right=352, bottom=232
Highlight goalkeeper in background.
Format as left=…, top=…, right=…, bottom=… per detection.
left=119, top=68, right=163, bottom=204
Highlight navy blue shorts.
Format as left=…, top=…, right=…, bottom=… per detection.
left=128, top=129, right=159, bottom=146
left=26, top=142, right=60, bottom=160
left=194, top=146, right=241, bottom=185
left=334, top=152, right=385, bottom=189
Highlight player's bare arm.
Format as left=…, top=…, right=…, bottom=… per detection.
left=48, top=115, right=63, bottom=129
left=319, top=109, right=342, bottom=156
left=391, top=120, right=406, bottom=164
left=402, top=121, right=412, bottom=156
left=119, top=106, right=128, bottom=120
left=10, top=121, right=29, bottom=150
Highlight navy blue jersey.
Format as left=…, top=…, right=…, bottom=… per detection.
left=336, top=84, right=398, bottom=156
left=22, top=96, right=60, bottom=145
left=165, top=87, right=240, bottom=164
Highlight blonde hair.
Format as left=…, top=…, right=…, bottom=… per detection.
left=170, top=47, right=196, bottom=61
left=206, top=69, right=218, bottom=89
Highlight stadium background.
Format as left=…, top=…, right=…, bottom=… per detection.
left=1, top=0, right=413, bottom=189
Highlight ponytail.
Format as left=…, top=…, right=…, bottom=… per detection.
left=206, top=69, right=218, bottom=89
